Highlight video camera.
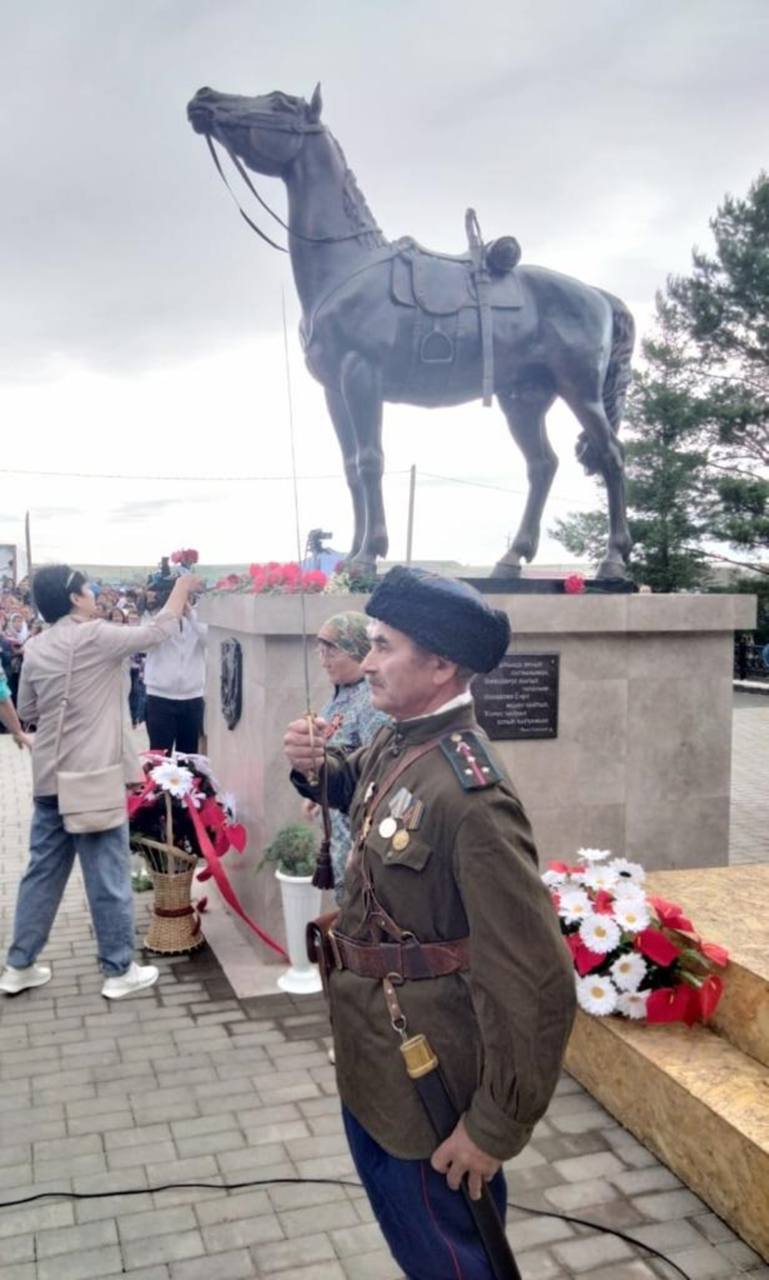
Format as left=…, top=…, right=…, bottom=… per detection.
left=307, top=529, right=333, bottom=557
left=145, top=556, right=184, bottom=610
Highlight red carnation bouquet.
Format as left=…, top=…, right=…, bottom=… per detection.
left=542, top=849, right=729, bottom=1025
left=248, top=561, right=327, bottom=593
left=170, top=548, right=200, bottom=568
left=212, top=561, right=327, bottom=593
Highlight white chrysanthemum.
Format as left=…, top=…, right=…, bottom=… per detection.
left=612, top=879, right=647, bottom=902
left=582, top=864, right=620, bottom=893
left=150, top=761, right=194, bottom=798
left=576, top=975, right=618, bottom=1016
left=610, top=952, right=648, bottom=991
left=579, top=913, right=622, bottom=954
left=558, top=888, right=593, bottom=925
left=616, top=990, right=650, bottom=1020
left=612, top=898, right=651, bottom=934
left=542, top=868, right=567, bottom=888
left=575, top=847, right=612, bottom=863
left=609, top=857, right=646, bottom=885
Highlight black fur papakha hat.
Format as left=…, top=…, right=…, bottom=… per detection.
left=365, top=566, right=510, bottom=674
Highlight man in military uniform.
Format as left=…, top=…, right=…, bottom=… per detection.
left=284, top=566, right=575, bottom=1280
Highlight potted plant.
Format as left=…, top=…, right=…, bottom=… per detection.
left=261, top=824, right=323, bottom=994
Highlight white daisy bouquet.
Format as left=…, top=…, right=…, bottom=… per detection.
left=543, top=849, right=729, bottom=1025
left=128, top=750, right=246, bottom=872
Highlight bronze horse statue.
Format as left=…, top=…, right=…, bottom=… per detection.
left=188, top=84, right=635, bottom=578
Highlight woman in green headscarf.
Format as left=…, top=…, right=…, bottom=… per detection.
left=310, top=611, right=389, bottom=903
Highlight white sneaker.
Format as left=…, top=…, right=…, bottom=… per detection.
left=101, top=961, right=159, bottom=1000
left=0, top=963, right=52, bottom=995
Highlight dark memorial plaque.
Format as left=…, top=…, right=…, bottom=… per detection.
left=473, top=653, right=559, bottom=740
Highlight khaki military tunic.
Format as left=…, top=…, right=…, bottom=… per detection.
left=294, top=700, right=575, bottom=1162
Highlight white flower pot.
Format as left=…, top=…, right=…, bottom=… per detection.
left=275, top=869, right=323, bottom=994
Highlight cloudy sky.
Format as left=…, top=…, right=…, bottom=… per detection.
left=2, top=0, right=768, bottom=575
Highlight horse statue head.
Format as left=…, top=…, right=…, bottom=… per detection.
left=188, top=84, right=323, bottom=177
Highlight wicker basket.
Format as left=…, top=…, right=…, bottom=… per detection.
left=144, top=865, right=205, bottom=954
left=135, top=799, right=206, bottom=954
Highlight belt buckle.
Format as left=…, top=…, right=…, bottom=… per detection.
left=327, top=928, right=344, bottom=971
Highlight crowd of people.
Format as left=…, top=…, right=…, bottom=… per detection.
left=1, top=578, right=43, bottom=712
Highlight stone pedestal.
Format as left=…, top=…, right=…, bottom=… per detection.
left=199, top=591, right=755, bottom=960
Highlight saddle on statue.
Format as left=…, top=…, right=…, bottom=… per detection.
left=391, top=210, right=523, bottom=403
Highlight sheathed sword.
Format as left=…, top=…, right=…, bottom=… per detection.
left=396, top=1022, right=522, bottom=1280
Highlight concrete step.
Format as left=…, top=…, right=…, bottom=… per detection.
left=647, top=866, right=769, bottom=1069
left=566, top=1011, right=769, bottom=1262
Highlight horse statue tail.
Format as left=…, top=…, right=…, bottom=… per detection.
left=576, top=289, right=636, bottom=475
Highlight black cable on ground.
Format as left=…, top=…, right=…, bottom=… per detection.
left=0, top=1176, right=692, bottom=1279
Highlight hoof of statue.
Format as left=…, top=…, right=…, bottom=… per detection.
left=490, top=558, right=523, bottom=579
left=596, top=558, right=629, bottom=581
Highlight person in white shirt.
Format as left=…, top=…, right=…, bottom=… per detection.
left=143, top=591, right=208, bottom=754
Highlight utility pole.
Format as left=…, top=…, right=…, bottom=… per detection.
left=24, top=511, right=33, bottom=584
left=405, top=465, right=416, bottom=564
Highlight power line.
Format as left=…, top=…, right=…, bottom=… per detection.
left=0, top=466, right=411, bottom=483
left=419, top=471, right=599, bottom=507
left=0, top=464, right=598, bottom=507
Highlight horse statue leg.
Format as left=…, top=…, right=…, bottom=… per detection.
left=324, top=387, right=366, bottom=560
left=490, top=383, right=558, bottom=578
left=338, top=352, right=388, bottom=569
left=567, top=396, right=632, bottom=578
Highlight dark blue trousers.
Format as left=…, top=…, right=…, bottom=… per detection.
left=343, top=1105, right=508, bottom=1280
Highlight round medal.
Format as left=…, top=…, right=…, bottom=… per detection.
left=392, top=829, right=410, bottom=853
left=378, top=816, right=397, bottom=839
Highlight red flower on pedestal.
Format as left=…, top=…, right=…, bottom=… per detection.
left=646, top=985, right=697, bottom=1025
left=636, top=927, right=681, bottom=967
left=564, top=573, right=586, bottom=594
left=649, top=897, right=694, bottom=934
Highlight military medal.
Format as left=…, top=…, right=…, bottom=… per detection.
left=392, top=829, right=410, bottom=852
left=378, top=816, right=397, bottom=839
left=404, top=799, right=424, bottom=831
left=389, top=787, right=413, bottom=819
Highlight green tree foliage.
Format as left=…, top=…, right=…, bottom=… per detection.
left=553, top=173, right=769, bottom=587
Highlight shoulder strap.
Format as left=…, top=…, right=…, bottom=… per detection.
left=53, top=631, right=77, bottom=769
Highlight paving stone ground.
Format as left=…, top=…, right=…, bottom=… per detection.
left=1, top=694, right=767, bottom=1279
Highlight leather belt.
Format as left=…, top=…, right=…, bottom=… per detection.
left=324, top=928, right=470, bottom=981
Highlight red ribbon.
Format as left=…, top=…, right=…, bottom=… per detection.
left=183, top=794, right=288, bottom=960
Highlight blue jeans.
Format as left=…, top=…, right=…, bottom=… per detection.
left=343, top=1105, right=508, bottom=1280
left=7, top=798, right=136, bottom=976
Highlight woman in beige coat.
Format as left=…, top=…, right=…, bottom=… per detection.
left=0, top=564, right=201, bottom=1000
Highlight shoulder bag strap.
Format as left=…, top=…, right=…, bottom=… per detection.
left=53, top=630, right=77, bottom=770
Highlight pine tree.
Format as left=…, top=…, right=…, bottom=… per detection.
left=553, top=174, right=769, bottom=586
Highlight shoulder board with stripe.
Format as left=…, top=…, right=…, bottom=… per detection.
left=439, top=730, right=502, bottom=790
